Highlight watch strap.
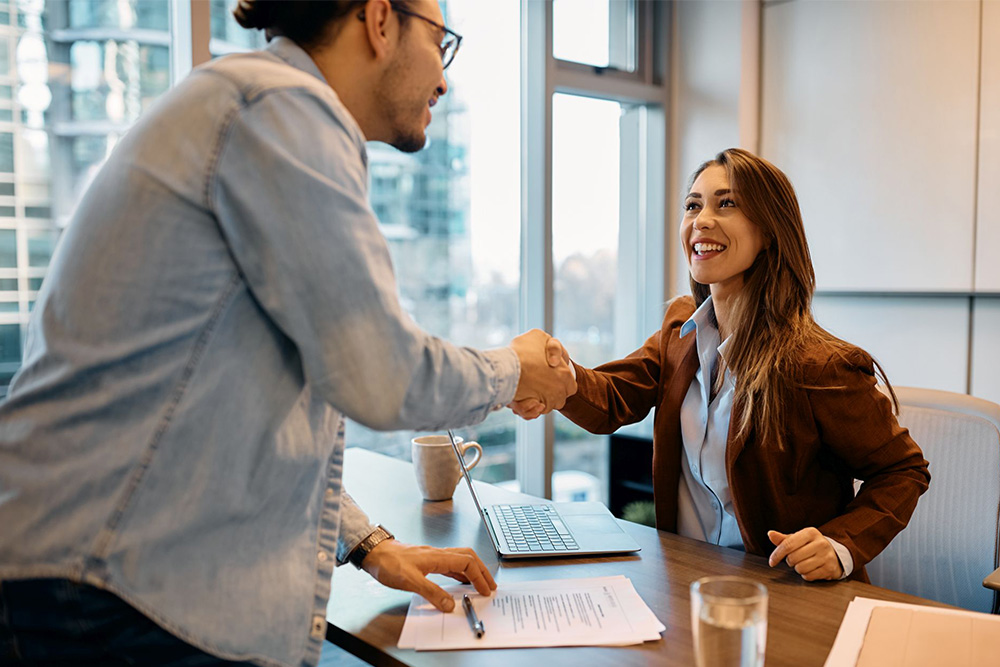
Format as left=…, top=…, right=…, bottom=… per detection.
left=347, top=525, right=394, bottom=568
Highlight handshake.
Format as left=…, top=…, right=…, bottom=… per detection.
left=507, top=329, right=577, bottom=420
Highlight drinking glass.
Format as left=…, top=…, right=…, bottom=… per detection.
left=690, top=576, right=768, bottom=667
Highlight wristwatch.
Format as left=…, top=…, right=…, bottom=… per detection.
left=347, top=525, right=394, bottom=569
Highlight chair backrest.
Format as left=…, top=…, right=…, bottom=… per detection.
left=865, top=386, right=1000, bottom=613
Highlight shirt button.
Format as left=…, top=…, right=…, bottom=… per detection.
left=311, top=615, right=325, bottom=637
left=317, top=551, right=328, bottom=562
left=325, top=488, right=334, bottom=498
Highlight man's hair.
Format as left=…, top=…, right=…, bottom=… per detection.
left=688, top=148, right=897, bottom=450
left=234, top=0, right=417, bottom=50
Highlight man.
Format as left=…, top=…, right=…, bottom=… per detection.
left=0, top=1, right=575, bottom=665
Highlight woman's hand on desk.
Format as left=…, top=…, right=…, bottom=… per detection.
left=360, top=540, right=497, bottom=612
left=767, top=528, right=844, bottom=581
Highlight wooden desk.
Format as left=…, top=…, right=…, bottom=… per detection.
left=327, top=448, right=942, bottom=666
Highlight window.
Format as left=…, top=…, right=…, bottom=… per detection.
left=551, top=94, right=622, bottom=502
left=0, top=0, right=174, bottom=397
left=345, top=0, right=522, bottom=484
left=553, top=0, right=636, bottom=71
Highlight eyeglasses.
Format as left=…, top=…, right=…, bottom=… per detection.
left=392, top=6, right=462, bottom=69
left=359, top=5, right=463, bottom=69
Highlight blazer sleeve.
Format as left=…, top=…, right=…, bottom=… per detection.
left=808, top=356, right=931, bottom=570
left=558, top=328, right=664, bottom=435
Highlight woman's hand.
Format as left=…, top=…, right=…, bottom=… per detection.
left=509, top=337, right=573, bottom=420
left=767, top=528, right=844, bottom=581
left=361, top=540, right=497, bottom=611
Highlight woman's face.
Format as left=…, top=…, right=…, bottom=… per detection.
left=681, top=164, right=767, bottom=299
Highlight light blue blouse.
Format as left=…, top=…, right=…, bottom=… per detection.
left=676, top=297, right=852, bottom=577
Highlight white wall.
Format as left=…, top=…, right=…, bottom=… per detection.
left=668, top=0, right=1000, bottom=405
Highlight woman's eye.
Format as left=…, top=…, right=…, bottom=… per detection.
left=684, top=201, right=700, bottom=212
left=719, top=198, right=736, bottom=208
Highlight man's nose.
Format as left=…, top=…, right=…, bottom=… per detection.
left=437, top=75, right=448, bottom=97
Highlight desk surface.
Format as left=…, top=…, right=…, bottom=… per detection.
left=327, top=448, right=943, bottom=667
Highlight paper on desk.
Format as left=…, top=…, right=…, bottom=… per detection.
left=824, top=596, right=1000, bottom=667
left=397, top=575, right=665, bottom=650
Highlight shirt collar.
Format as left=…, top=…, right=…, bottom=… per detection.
left=681, top=295, right=715, bottom=338
left=681, top=296, right=732, bottom=356
left=262, top=36, right=369, bottom=153
left=266, top=36, right=329, bottom=85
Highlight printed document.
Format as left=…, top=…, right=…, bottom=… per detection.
left=398, top=575, right=664, bottom=650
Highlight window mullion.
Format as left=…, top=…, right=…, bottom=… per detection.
left=518, top=0, right=554, bottom=499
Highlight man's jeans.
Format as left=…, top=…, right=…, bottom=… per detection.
left=0, top=579, right=255, bottom=666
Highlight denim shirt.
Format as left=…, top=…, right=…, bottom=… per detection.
left=0, top=38, right=518, bottom=667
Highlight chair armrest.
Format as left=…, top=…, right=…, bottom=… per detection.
left=984, top=566, right=1000, bottom=592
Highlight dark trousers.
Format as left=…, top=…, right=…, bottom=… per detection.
left=0, top=578, right=256, bottom=666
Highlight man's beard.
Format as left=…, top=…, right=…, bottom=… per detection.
left=377, top=61, right=429, bottom=153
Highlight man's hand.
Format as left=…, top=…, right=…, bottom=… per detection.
left=510, top=330, right=576, bottom=413
left=767, top=528, right=844, bottom=581
left=360, top=539, right=497, bottom=611
left=509, top=336, right=571, bottom=420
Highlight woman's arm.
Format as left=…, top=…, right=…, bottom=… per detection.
left=555, top=328, right=666, bottom=435
left=807, top=355, right=931, bottom=571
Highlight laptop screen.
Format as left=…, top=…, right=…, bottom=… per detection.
left=446, top=430, right=495, bottom=538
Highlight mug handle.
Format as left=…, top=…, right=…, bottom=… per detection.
left=460, top=441, right=483, bottom=471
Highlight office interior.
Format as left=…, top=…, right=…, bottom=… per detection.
left=0, top=0, right=997, bottom=619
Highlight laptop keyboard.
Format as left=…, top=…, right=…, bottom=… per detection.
left=494, top=504, right=580, bottom=552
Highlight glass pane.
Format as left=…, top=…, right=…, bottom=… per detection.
left=0, top=0, right=172, bottom=395
left=553, top=0, right=635, bottom=71
left=344, top=0, right=522, bottom=485
left=552, top=93, right=622, bottom=503
left=27, top=229, right=58, bottom=267
left=0, top=229, right=14, bottom=267
left=69, top=0, right=168, bottom=31
left=210, top=0, right=266, bottom=57
left=0, top=277, right=15, bottom=290
left=0, top=322, right=20, bottom=363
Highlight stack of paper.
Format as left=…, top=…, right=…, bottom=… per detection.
left=824, top=596, right=1000, bottom=667
left=398, top=575, right=665, bottom=650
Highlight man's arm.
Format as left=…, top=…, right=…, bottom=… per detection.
left=212, top=89, right=572, bottom=430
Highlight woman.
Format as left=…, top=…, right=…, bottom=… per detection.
left=514, top=148, right=930, bottom=582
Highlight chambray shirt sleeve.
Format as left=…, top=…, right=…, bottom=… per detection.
left=211, top=88, right=519, bottom=430
left=335, top=491, right=377, bottom=565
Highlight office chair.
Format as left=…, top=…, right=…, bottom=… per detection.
left=864, top=386, right=1000, bottom=614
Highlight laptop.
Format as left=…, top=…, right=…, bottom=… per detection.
left=447, top=430, right=641, bottom=559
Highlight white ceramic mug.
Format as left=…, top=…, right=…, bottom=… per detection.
left=411, top=435, right=483, bottom=501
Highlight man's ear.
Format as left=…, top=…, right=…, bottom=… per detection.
left=359, top=0, right=396, bottom=62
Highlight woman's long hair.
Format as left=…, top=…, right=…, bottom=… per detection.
left=689, top=148, right=896, bottom=449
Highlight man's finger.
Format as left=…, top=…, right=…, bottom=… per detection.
left=431, top=552, right=495, bottom=597
left=449, top=547, right=498, bottom=592
left=414, top=578, right=454, bottom=612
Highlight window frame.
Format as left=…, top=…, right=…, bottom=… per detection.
left=519, top=0, right=669, bottom=498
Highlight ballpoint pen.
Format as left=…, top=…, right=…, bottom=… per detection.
left=462, top=594, right=485, bottom=638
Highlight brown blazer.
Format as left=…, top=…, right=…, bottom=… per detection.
left=561, top=296, right=930, bottom=582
